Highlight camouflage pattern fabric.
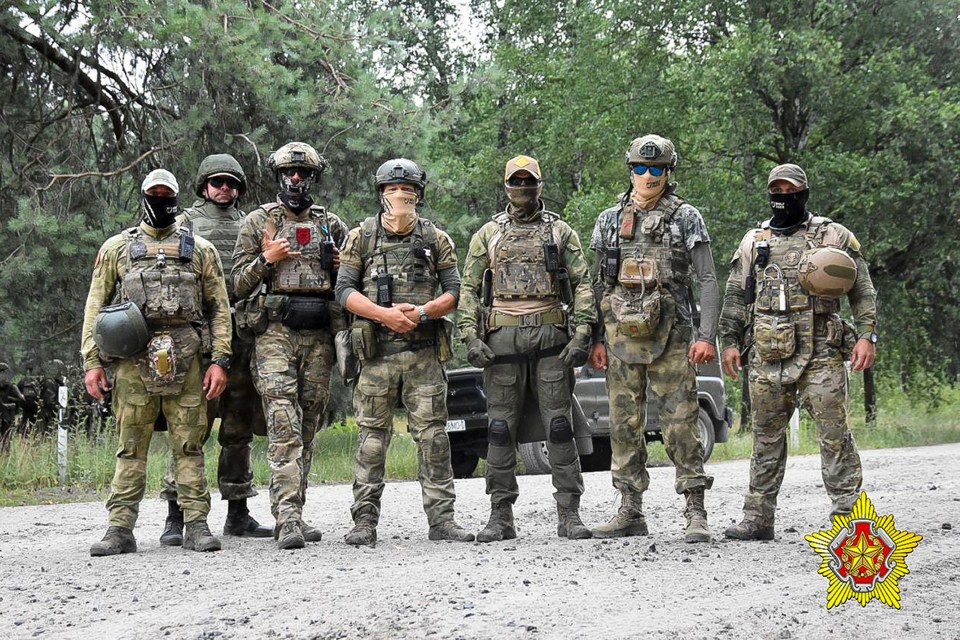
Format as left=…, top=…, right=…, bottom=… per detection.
left=350, top=349, right=455, bottom=526
left=606, top=324, right=713, bottom=495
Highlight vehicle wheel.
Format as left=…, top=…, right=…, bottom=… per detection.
left=698, top=407, right=716, bottom=462
left=579, top=438, right=612, bottom=472
left=519, top=441, right=552, bottom=475
left=450, top=450, right=480, bottom=479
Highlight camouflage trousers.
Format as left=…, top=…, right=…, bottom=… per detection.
left=252, top=322, right=334, bottom=527
left=607, top=325, right=713, bottom=495
left=351, top=346, right=456, bottom=527
left=161, top=334, right=265, bottom=503
left=743, top=342, right=862, bottom=524
left=107, top=357, right=210, bottom=529
left=484, top=325, right=584, bottom=508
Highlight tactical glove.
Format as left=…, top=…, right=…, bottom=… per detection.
left=467, top=338, right=496, bottom=369
left=559, top=325, right=592, bottom=368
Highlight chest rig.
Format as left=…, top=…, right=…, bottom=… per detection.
left=182, top=201, right=243, bottom=300
left=264, top=203, right=336, bottom=295
left=489, top=212, right=561, bottom=301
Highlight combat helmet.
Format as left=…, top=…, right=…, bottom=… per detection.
left=375, top=158, right=427, bottom=200
left=93, top=302, right=150, bottom=359
left=194, top=154, right=247, bottom=197
left=797, top=247, right=858, bottom=298
left=625, top=134, right=678, bottom=169
left=267, top=142, right=328, bottom=176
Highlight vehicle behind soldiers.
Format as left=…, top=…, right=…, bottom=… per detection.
left=335, top=157, right=474, bottom=547
left=82, top=169, right=232, bottom=557
left=719, top=163, right=878, bottom=541
left=588, top=134, right=721, bottom=544
left=158, top=153, right=272, bottom=546
left=232, top=142, right=347, bottom=550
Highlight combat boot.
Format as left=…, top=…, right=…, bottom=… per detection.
left=223, top=499, right=272, bottom=538
left=277, top=520, right=305, bottom=550
left=159, top=500, right=184, bottom=546
left=302, top=521, right=323, bottom=543
left=592, top=491, right=648, bottom=538
left=428, top=520, right=476, bottom=542
left=476, top=502, right=517, bottom=543
left=557, top=499, right=592, bottom=540
left=183, top=520, right=222, bottom=552
left=683, top=491, right=711, bottom=543
left=344, top=513, right=378, bottom=548
left=724, top=518, right=775, bottom=541
left=90, top=526, right=137, bottom=557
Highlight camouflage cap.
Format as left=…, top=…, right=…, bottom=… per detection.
left=767, top=163, right=807, bottom=188
left=141, top=169, right=179, bottom=195
left=504, top=155, right=542, bottom=181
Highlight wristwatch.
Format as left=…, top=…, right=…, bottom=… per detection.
left=418, top=306, right=429, bottom=324
left=859, top=332, right=879, bottom=344
left=212, top=357, right=231, bottom=370
left=257, top=253, right=272, bottom=267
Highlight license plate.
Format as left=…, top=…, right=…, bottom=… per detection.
left=445, top=419, right=466, bottom=432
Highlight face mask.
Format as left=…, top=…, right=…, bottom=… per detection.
left=141, top=193, right=180, bottom=228
left=381, top=190, right=419, bottom=234
left=279, top=169, right=315, bottom=211
left=505, top=184, right=542, bottom=220
left=769, top=190, right=809, bottom=232
left=630, top=173, right=667, bottom=210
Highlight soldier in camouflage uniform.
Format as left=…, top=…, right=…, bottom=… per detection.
left=232, top=142, right=347, bottom=550
left=158, top=154, right=272, bottom=546
left=721, top=164, right=878, bottom=541
left=459, top=155, right=596, bottom=543
left=0, top=362, right=25, bottom=450
left=335, top=158, right=474, bottom=547
left=82, top=169, right=232, bottom=556
left=589, top=135, right=720, bottom=543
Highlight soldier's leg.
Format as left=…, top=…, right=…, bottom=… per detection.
left=297, top=330, right=334, bottom=505
left=164, top=357, right=212, bottom=524
left=798, top=354, right=862, bottom=516
left=218, top=337, right=258, bottom=501
left=105, top=361, right=161, bottom=530
left=606, top=353, right=649, bottom=495
left=483, top=327, right=526, bottom=506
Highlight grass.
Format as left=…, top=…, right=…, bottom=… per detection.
left=2, top=383, right=959, bottom=506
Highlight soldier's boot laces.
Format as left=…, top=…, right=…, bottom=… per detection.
left=428, top=520, right=476, bottom=542
left=724, top=518, right=775, bottom=541
left=223, top=499, right=272, bottom=538
left=344, top=514, right=378, bottom=548
left=592, top=492, right=648, bottom=538
left=183, top=520, right=222, bottom=552
left=683, top=491, right=711, bottom=543
left=90, top=526, right=137, bottom=557
left=277, top=520, right=306, bottom=550
left=476, top=502, right=517, bottom=543
left=159, top=500, right=184, bottom=546
left=557, top=503, right=592, bottom=540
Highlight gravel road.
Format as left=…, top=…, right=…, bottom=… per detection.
left=0, top=443, right=957, bottom=640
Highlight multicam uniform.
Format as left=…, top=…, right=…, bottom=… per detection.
left=232, top=200, right=347, bottom=529
left=719, top=214, right=877, bottom=524
left=80, top=221, right=232, bottom=530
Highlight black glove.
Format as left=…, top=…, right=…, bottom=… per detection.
left=559, top=326, right=592, bottom=368
left=467, top=338, right=496, bottom=369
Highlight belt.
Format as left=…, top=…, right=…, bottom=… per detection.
left=378, top=339, right=437, bottom=357
left=488, top=308, right=566, bottom=329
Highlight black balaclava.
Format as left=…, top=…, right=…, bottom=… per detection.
left=769, top=190, right=810, bottom=234
left=141, top=193, right=180, bottom=228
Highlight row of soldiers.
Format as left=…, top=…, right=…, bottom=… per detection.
left=79, top=134, right=877, bottom=556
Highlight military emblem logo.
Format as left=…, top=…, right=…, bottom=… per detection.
left=805, top=492, right=922, bottom=609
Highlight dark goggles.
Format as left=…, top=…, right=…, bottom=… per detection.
left=631, top=164, right=667, bottom=177
left=506, top=176, right=539, bottom=187
left=280, top=167, right=315, bottom=179
left=208, top=177, right=241, bottom=189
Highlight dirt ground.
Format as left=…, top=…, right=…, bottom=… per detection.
left=0, top=443, right=957, bottom=640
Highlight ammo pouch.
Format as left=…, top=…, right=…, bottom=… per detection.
left=350, top=319, right=378, bottom=362
left=235, top=294, right=268, bottom=339
left=753, top=315, right=797, bottom=362
left=335, top=329, right=360, bottom=383
left=282, top=297, right=330, bottom=331
left=610, top=287, right=663, bottom=339
left=823, top=315, right=844, bottom=349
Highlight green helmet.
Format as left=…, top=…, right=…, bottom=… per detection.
left=625, top=134, right=678, bottom=169
left=93, top=302, right=150, bottom=359
left=375, top=158, right=427, bottom=199
left=194, top=154, right=247, bottom=197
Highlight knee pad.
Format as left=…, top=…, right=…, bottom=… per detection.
left=548, top=416, right=573, bottom=443
left=488, top=419, right=511, bottom=447
left=359, top=428, right=388, bottom=465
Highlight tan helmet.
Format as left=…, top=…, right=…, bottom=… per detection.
left=267, top=142, right=327, bottom=175
left=625, top=134, right=677, bottom=168
left=798, top=247, right=858, bottom=298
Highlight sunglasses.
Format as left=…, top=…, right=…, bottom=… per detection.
left=208, top=177, right=241, bottom=189
left=506, top=176, right=539, bottom=187
left=281, top=167, right=314, bottom=179
left=631, top=164, right=667, bottom=177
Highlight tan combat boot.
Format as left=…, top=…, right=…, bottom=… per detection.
left=301, top=521, right=323, bottom=543
left=90, top=526, right=137, bottom=557
left=476, top=502, right=517, bottom=543
left=276, top=519, right=306, bottom=550
left=557, top=497, right=592, bottom=540
left=724, top=518, right=775, bottom=541
left=183, top=520, right=222, bottom=552
left=344, top=512, right=378, bottom=548
left=592, top=491, right=648, bottom=538
left=683, top=491, right=711, bottom=543
left=428, top=520, right=476, bottom=542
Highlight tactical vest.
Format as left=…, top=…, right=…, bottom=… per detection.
left=181, top=201, right=244, bottom=300
left=359, top=216, right=439, bottom=342
left=119, top=226, right=202, bottom=326
left=489, top=212, right=561, bottom=301
left=263, top=203, right=336, bottom=295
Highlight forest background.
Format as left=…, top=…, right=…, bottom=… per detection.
left=2, top=0, right=959, bottom=409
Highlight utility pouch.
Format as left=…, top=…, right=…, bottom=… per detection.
left=543, top=241, right=561, bottom=273
left=350, top=319, right=378, bottom=362
left=437, top=316, right=455, bottom=363
left=640, top=213, right=665, bottom=239
left=753, top=315, right=797, bottom=362
left=376, top=273, right=394, bottom=307
left=618, top=256, right=659, bottom=289
left=611, top=288, right=662, bottom=339
left=840, top=319, right=857, bottom=362
left=264, top=294, right=288, bottom=322
left=282, top=297, right=330, bottom=331
left=604, top=247, right=621, bottom=285
left=178, top=233, right=195, bottom=263
left=335, top=329, right=360, bottom=383
left=236, top=294, right=269, bottom=339
left=824, top=316, right=844, bottom=349
left=145, top=334, right=178, bottom=384
left=557, top=268, right=574, bottom=305
left=481, top=268, right=493, bottom=307
left=320, top=240, right=335, bottom=271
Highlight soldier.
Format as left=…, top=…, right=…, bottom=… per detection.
left=0, top=362, right=25, bottom=449
left=158, top=154, right=272, bottom=546
left=588, top=134, right=720, bottom=543
left=37, top=359, right=66, bottom=435
left=81, top=169, right=232, bottom=556
left=458, top=155, right=596, bottom=543
left=335, top=158, right=474, bottom=547
left=17, top=367, right=40, bottom=435
left=232, top=142, right=347, bottom=550
left=720, top=163, right=877, bottom=541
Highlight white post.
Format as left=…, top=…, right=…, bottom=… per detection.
left=789, top=407, right=800, bottom=449
left=57, top=384, right=68, bottom=486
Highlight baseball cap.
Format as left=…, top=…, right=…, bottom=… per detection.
left=767, top=164, right=807, bottom=188
left=141, top=169, right=180, bottom=194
